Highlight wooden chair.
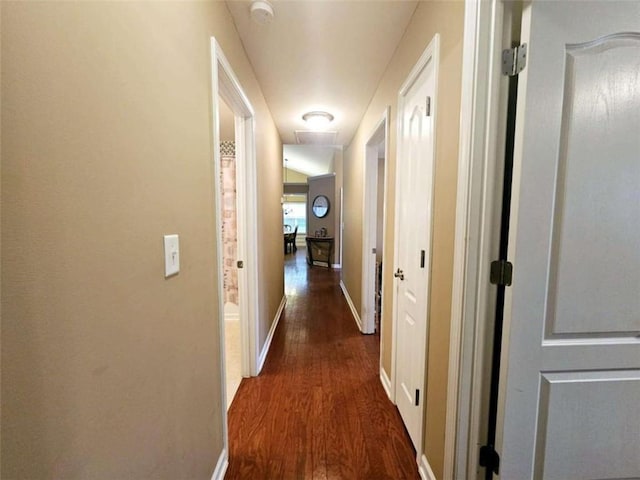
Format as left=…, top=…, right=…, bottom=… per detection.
left=285, top=226, right=298, bottom=254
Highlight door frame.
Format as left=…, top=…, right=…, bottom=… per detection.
left=444, top=1, right=518, bottom=477
left=361, top=107, right=390, bottom=335
left=339, top=187, right=344, bottom=268
left=391, top=35, right=440, bottom=461
left=210, top=37, right=261, bottom=468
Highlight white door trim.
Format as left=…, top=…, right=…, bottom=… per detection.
left=392, top=34, right=440, bottom=460
left=361, top=107, right=390, bottom=335
left=339, top=187, right=344, bottom=268
left=446, top=1, right=516, bottom=477
left=210, top=36, right=260, bottom=459
left=444, top=0, right=487, bottom=476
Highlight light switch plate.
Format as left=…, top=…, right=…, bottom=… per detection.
left=164, top=234, right=180, bottom=277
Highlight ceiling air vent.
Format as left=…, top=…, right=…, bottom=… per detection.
left=295, top=130, right=339, bottom=145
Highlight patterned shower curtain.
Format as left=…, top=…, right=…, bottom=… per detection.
left=220, top=141, right=238, bottom=305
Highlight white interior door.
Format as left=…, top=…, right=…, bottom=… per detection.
left=363, top=144, right=380, bottom=335
left=498, top=3, right=640, bottom=478
left=394, top=36, right=438, bottom=452
left=362, top=111, right=388, bottom=335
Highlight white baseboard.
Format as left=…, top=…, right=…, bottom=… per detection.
left=257, top=295, right=286, bottom=373
left=339, top=280, right=363, bottom=332
left=210, top=448, right=228, bottom=480
left=332, top=263, right=341, bottom=269
left=418, top=454, right=437, bottom=480
left=379, top=366, right=393, bottom=402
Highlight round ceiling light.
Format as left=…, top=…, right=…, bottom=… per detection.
left=250, top=1, right=274, bottom=25
left=302, top=111, right=335, bottom=130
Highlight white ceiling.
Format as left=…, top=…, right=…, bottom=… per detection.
left=283, top=144, right=339, bottom=177
left=226, top=0, right=418, bottom=146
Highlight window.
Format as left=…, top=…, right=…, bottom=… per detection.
left=283, top=196, right=307, bottom=234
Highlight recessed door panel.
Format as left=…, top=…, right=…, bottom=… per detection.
left=534, top=370, right=640, bottom=480
left=545, top=35, right=640, bottom=339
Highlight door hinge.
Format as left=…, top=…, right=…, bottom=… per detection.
left=237, top=260, right=244, bottom=269
left=479, top=445, right=500, bottom=474
left=502, top=44, right=527, bottom=76
left=420, top=250, right=425, bottom=268
left=415, top=389, right=420, bottom=406
left=425, top=96, right=431, bottom=116
left=372, top=248, right=376, bottom=254
left=490, top=260, right=513, bottom=286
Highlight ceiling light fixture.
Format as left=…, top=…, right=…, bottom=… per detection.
left=302, top=111, right=335, bottom=130
left=250, top=0, right=274, bottom=25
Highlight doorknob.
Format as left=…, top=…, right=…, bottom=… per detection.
left=394, top=268, right=404, bottom=281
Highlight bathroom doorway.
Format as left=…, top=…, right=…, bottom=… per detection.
left=219, top=96, right=242, bottom=409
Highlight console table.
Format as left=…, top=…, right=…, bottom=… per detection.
left=305, top=236, right=334, bottom=268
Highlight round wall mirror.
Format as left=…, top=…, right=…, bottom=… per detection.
left=312, top=195, right=330, bottom=218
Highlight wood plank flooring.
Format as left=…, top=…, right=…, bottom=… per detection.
left=226, top=250, right=418, bottom=479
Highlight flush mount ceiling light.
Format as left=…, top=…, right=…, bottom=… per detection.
left=302, top=111, right=335, bottom=130
left=250, top=0, right=274, bottom=25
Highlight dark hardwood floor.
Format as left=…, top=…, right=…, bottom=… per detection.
left=226, top=249, right=418, bottom=479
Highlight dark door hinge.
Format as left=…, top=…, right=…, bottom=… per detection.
left=479, top=445, right=500, bottom=474
left=502, top=44, right=527, bottom=76
left=490, top=260, right=513, bottom=286
left=425, top=96, right=431, bottom=116
left=415, top=389, right=420, bottom=406
left=420, top=250, right=425, bottom=268
left=237, top=260, right=244, bottom=269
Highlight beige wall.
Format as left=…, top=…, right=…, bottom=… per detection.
left=0, top=0, right=3, bottom=451
left=1, top=2, right=282, bottom=477
left=283, top=194, right=306, bottom=203
left=333, top=148, right=344, bottom=268
left=283, top=167, right=308, bottom=183
left=254, top=80, right=285, bottom=350
left=342, top=1, right=464, bottom=476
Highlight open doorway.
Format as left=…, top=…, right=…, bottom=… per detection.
left=362, top=108, right=389, bottom=337
left=283, top=157, right=310, bottom=258
left=282, top=145, right=343, bottom=272
left=218, top=97, right=242, bottom=409
left=283, top=194, right=306, bottom=255
left=210, top=38, right=260, bottom=470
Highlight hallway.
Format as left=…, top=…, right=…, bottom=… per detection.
left=226, top=251, right=419, bottom=479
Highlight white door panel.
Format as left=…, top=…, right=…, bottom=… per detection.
left=546, top=33, right=640, bottom=338
left=394, top=37, right=439, bottom=451
left=498, top=2, right=640, bottom=478
left=535, top=370, right=640, bottom=480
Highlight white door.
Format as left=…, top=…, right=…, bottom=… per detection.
left=362, top=111, right=388, bottom=335
left=363, top=143, right=381, bottom=335
left=498, top=3, right=640, bottom=479
left=394, top=36, right=438, bottom=451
